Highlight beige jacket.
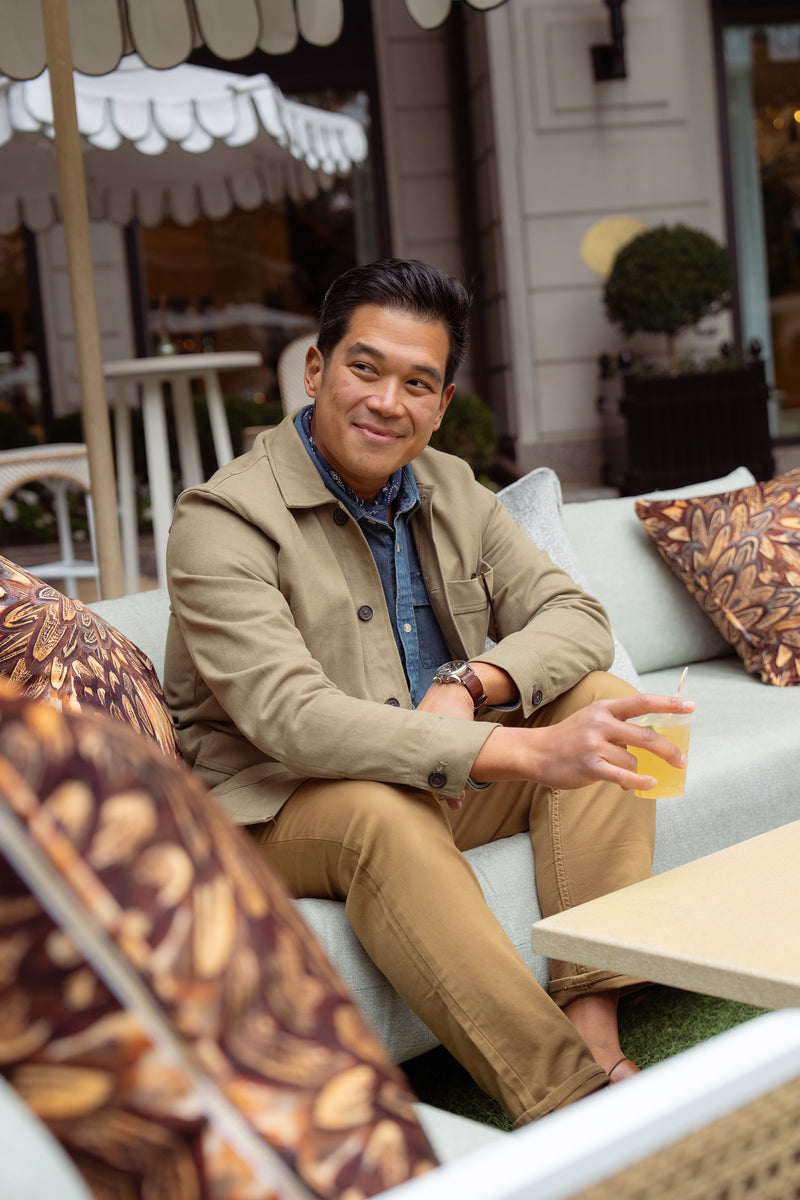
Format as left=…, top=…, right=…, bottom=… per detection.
left=165, top=415, right=614, bottom=823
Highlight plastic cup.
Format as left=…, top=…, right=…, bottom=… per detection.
left=627, top=712, right=692, bottom=798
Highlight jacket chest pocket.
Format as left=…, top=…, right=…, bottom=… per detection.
left=445, top=567, right=494, bottom=652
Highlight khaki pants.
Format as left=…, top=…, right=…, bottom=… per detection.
left=249, top=672, right=655, bottom=1126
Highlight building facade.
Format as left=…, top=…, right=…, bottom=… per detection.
left=2, top=0, right=798, bottom=488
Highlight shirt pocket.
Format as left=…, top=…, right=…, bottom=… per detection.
left=411, top=567, right=450, bottom=668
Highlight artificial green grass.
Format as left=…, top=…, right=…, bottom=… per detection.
left=402, top=986, right=770, bottom=1131
left=617, top=985, right=769, bottom=1069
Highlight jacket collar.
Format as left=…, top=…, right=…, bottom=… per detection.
left=266, top=410, right=433, bottom=514
left=265, top=413, right=338, bottom=511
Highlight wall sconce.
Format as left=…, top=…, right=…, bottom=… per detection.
left=591, top=0, right=627, bottom=80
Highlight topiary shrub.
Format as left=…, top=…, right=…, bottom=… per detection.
left=604, top=224, right=733, bottom=374
left=429, top=391, right=497, bottom=483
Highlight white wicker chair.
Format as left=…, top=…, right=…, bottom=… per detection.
left=0, top=443, right=98, bottom=597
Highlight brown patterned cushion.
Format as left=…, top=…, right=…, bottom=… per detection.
left=0, top=680, right=437, bottom=1199
left=635, top=470, right=800, bottom=686
left=0, top=556, right=180, bottom=758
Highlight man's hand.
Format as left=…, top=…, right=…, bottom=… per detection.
left=469, top=692, right=694, bottom=792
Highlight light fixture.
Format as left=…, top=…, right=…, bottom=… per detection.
left=591, top=0, right=627, bottom=82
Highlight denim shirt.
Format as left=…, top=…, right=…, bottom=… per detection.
left=295, top=408, right=450, bottom=704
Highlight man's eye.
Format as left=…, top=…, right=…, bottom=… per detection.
left=408, top=378, right=432, bottom=391
left=352, top=361, right=376, bottom=374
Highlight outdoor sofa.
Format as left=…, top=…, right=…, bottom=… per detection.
left=83, top=462, right=800, bottom=1064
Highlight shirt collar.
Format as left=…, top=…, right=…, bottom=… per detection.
left=295, top=405, right=420, bottom=523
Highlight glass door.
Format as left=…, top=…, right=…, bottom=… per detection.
left=722, top=20, right=800, bottom=436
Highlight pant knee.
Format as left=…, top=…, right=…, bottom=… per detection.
left=574, top=670, right=637, bottom=703
left=268, top=779, right=454, bottom=890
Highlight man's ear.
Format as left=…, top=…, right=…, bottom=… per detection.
left=304, top=345, right=324, bottom=398
left=432, top=383, right=456, bottom=431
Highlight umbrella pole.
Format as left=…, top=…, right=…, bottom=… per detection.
left=40, top=0, right=126, bottom=599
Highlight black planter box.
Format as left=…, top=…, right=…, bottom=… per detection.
left=599, top=360, right=774, bottom=495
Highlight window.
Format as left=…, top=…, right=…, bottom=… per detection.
left=721, top=15, right=800, bottom=435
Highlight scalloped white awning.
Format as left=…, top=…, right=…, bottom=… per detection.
left=0, top=0, right=509, bottom=80
left=0, top=55, right=368, bottom=233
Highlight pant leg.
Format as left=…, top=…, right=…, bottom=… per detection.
left=249, top=779, right=606, bottom=1127
left=452, top=671, right=655, bottom=1007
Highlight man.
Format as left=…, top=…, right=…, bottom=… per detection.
left=165, top=258, right=691, bottom=1127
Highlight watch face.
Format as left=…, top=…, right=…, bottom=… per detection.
left=442, top=661, right=467, bottom=676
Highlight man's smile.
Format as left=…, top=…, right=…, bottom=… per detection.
left=354, top=421, right=403, bottom=443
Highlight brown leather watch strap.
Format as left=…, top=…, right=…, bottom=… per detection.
left=433, top=661, right=487, bottom=709
left=458, top=664, right=487, bottom=709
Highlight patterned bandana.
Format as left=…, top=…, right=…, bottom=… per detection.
left=301, top=406, right=403, bottom=523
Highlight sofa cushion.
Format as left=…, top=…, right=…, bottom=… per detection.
left=0, top=557, right=180, bottom=760
left=641, top=658, right=800, bottom=873
left=561, top=468, right=756, bottom=675
left=0, top=681, right=437, bottom=1199
left=635, top=469, right=800, bottom=686
left=498, top=468, right=641, bottom=688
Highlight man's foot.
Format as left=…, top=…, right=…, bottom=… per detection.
left=607, top=1056, right=640, bottom=1083
left=562, top=992, right=641, bottom=1081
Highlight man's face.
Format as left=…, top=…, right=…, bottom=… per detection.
left=304, top=304, right=455, bottom=500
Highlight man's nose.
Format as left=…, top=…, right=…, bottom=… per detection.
left=366, top=378, right=403, bottom=412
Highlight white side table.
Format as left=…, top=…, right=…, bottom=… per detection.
left=103, top=351, right=262, bottom=592
left=0, top=443, right=99, bottom=597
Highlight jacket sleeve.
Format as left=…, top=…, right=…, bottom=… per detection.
left=167, top=490, right=494, bottom=803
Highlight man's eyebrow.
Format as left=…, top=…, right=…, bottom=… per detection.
left=346, top=341, right=443, bottom=385
left=346, top=340, right=386, bottom=362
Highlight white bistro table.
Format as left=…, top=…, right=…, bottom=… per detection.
left=103, top=351, right=261, bottom=592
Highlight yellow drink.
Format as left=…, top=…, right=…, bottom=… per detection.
left=627, top=713, right=692, bottom=798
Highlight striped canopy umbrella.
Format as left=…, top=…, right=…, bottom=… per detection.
left=0, top=55, right=368, bottom=233
left=0, top=1, right=510, bottom=78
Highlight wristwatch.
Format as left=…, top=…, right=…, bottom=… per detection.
left=432, top=660, right=487, bottom=709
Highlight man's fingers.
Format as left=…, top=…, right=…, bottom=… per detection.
left=600, top=746, right=657, bottom=794
left=607, top=692, right=694, bottom=721
left=587, top=754, right=656, bottom=793
left=625, top=723, right=688, bottom=768
left=434, top=792, right=464, bottom=811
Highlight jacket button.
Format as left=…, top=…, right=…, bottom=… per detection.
left=385, top=697, right=400, bottom=706
left=532, top=689, right=543, bottom=706
left=357, top=605, right=373, bottom=621
left=334, top=509, right=348, bottom=526
left=428, top=770, right=447, bottom=789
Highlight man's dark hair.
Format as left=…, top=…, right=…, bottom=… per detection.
left=316, top=258, right=472, bottom=388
